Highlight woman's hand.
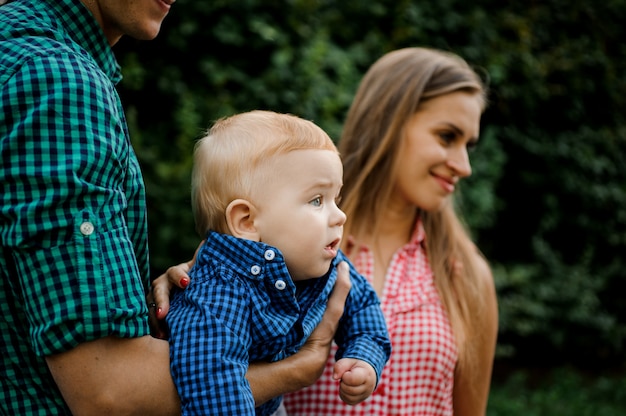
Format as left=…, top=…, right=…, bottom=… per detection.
left=147, top=241, right=202, bottom=339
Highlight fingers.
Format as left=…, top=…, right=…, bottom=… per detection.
left=146, top=287, right=168, bottom=339
left=151, top=273, right=173, bottom=317
left=325, top=261, right=351, bottom=322
left=162, top=239, right=203, bottom=289
left=339, top=381, right=370, bottom=406
left=147, top=242, right=202, bottom=339
left=167, top=264, right=191, bottom=289
left=291, top=262, right=352, bottom=386
left=332, top=357, right=356, bottom=380
left=152, top=242, right=202, bottom=314
left=337, top=367, right=375, bottom=405
left=147, top=266, right=186, bottom=340
left=338, top=374, right=370, bottom=405
left=335, top=359, right=376, bottom=405
left=147, top=266, right=186, bottom=339
left=310, top=261, right=351, bottom=345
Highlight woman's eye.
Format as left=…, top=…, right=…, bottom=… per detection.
left=466, top=140, right=478, bottom=152
left=310, top=196, right=322, bottom=207
left=439, top=131, right=456, bottom=144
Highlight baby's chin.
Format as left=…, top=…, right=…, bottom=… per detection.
left=292, top=262, right=334, bottom=281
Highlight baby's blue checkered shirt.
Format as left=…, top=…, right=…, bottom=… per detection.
left=167, top=231, right=391, bottom=415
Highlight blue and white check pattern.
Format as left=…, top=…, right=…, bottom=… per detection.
left=167, top=231, right=391, bottom=415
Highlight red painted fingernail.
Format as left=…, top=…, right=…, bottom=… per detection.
left=180, top=278, right=189, bottom=288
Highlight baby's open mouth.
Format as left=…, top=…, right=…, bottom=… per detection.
left=326, top=238, right=340, bottom=250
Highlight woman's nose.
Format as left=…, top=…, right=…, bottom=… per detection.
left=448, top=147, right=472, bottom=178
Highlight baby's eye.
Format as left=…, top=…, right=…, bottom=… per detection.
left=335, top=195, right=343, bottom=205
left=309, top=196, right=322, bottom=207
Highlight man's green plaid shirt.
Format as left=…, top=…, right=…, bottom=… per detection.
left=1, top=0, right=151, bottom=413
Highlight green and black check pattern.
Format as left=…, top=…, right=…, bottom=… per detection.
left=1, top=0, right=151, bottom=413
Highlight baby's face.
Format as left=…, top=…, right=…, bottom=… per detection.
left=252, top=149, right=346, bottom=281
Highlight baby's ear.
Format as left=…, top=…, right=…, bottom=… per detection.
left=225, top=199, right=260, bottom=241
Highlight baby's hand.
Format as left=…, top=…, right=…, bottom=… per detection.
left=333, top=358, right=377, bottom=405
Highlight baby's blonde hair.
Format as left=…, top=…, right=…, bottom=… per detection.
left=192, top=110, right=337, bottom=235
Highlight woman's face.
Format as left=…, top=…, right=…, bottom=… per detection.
left=392, top=90, right=483, bottom=213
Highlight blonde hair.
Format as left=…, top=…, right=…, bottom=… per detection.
left=339, top=47, right=489, bottom=376
left=192, top=110, right=337, bottom=235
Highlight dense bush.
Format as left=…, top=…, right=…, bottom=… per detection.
left=488, top=366, right=626, bottom=415
left=114, top=0, right=626, bottom=368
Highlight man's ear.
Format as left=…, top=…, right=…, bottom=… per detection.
left=225, top=199, right=260, bottom=241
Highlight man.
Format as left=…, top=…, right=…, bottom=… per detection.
left=0, top=1, right=348, bottom=414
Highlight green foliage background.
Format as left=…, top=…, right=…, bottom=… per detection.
left=114, top=1, right=626, bottom=370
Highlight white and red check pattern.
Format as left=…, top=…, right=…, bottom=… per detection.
left=284, top=220, right=458, bottom=415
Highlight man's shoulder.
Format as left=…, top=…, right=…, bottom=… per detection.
left=1, top=0, right=60, bottom=50
left=0, top=3, right=97, bottom=85
left=0, top=38, right=108, bottom=101
left=1, top=35, right=70, bottom=62
left=3, top=46, right=82, bottom=94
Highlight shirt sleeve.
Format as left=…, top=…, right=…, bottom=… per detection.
left=333, top=255, right=392, bottom=384
left=166, top=265, right=256, bottom=415
left=0, top=52, right=150, bottom=356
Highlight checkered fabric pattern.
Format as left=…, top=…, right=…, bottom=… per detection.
left=284, top=220, right=458, bottom=415
left=167, top=231, right=391, bottom=416
left=0, top=0, right=151, bottom=413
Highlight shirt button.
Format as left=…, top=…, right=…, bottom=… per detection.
left=250, top=265, right=261, bottom=275
left=275, top=280, right=286, bottom=290
left=264, top=249, right=275, bottom=261
left=79, top=221, right=94, bottom=236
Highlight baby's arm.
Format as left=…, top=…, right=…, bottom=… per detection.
left=331, top=253, right=392, bottom=404
left=333, top=358, right=377, bottom=405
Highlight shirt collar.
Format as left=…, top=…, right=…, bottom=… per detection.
left=348, top=217, right=426, bottom=256
left=408, top=216, right=426, bottom=249
left=44, top=0, right=122, bottom=83
left=202, top=231, right=290, bottom=281
left=200, top=231, right=337, bottom=287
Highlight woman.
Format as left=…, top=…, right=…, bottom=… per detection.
left=283, top=47, right=498, bottom=415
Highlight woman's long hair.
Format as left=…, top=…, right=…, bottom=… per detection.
left=339, top=47, right=489, bottom=376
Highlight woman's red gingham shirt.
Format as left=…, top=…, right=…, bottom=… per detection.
left=283, top=220, right=458, bottom=415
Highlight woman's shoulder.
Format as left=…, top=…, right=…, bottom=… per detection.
left=468, top=244, right=494, bottom=289
left=469, top=245, right=498, bottom=327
